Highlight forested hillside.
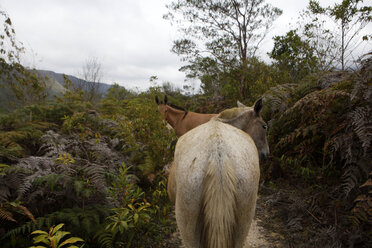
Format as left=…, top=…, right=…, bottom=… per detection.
left=1, top=0, right=371, bottom=247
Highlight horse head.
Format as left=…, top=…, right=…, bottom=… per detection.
left=218, top=99, right=270, bottom=161
left=155, top=95, right=168, bottom=121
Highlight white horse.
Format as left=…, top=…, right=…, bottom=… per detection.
left=167, top=99, right=269, bottom=248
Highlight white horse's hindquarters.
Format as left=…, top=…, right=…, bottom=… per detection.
left=172, top=120, right=260, bottom=248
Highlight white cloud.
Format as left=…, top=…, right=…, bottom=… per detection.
left=1, top=0, right=371, bottom=90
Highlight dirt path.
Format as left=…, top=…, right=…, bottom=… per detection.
left=166, top=194, right=286, bottom=248
left=162, top=164, right=287, bottom=247
left=164, top=179, right=346, bottom=248
left=243, top=194, right=286, bottom=248
left=243, top=218, right=270, bottom=248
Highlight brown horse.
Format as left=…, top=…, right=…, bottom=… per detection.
left=155, top=95, right=217, bottom=137
left=167, top=99, right=269, bottom=248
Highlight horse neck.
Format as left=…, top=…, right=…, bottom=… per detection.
left=165, top=105, right=186, bottom=128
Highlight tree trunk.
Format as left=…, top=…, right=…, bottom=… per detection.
left=341, top=21, right=345, bottom=71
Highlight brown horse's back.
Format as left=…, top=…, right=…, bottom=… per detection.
left=179, top=112, right=217, bottom=136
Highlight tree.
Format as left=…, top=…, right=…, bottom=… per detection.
left=105, top=83, right=136, bottom=101
left=0, top=10, right=23, bottom=64
left=77, top=57, right=103, bottom=102
left=164, top=0, right=282, bottom=99
left=161, top=81, right=182, bottom=96
left=270, top=30, right=319, bottom=82
left=0, top=10, right=46, bottom=109
left=302, top=0, right=372, bottom=70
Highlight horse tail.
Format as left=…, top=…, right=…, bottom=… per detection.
left=200, top=154, right=238, bottom=248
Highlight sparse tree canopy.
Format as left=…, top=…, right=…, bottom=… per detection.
left=77, top=57, right=103, bottom=103
left=0, top=10, right=46, bottom=109
left=164, top=0, right=282, bottom=99
left=303, top=0, right=372, bottom=70
left=0, top=10, right=23, bottom=64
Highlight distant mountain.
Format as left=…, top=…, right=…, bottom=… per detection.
left=35, top=69, right=112, bottom=95
left=0, top=69, right=113, bottom=112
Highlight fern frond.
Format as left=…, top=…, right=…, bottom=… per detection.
left=17, top=204, right=37, bottom=225
left=349, top=106, right=372, bottom=156
left=138, top=151, right=157, bottom=176
left=326, top=133, right=353, bottom=165
left=0, top=207, right=16, bottom=222
left=262, top=83, right=297, bottom=119
left=341, top=166, right=365, bottom=197
left=351, top=170, right=372, bottom=225
left=95, top=230, right=115, bottom=248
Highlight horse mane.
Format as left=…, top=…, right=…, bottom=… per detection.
left=168, top=103, right=189, bottom=120
left=217, top=107, right=251, bottom=121
left=168, top=103, right=186, bottom=111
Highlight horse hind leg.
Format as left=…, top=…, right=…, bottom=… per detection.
left=234, top=194, right=258, bottom=248
left=175, top=201, right=202, bottom=248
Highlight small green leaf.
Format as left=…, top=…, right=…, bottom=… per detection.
left=58, top=237, right=84, bottom=248
left=134, top=213, right=139, bottom=224
left=32, top=235, right=49, bottom=245
left=54, top=231, right=70, bottom=246
left=52, top=223, right=65, bottom=235
left=31, top=230, right=48, bottom=235
left=123, top=221, right=128, bottom=230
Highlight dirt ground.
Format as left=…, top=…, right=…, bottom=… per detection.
left=165, top=192, right=288, bottom=248
left=164, top=181, right=347, bottom=248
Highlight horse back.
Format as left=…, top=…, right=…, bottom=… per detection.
left=173, top=120, right=260, bottom=248
left=179, top=112, right=218, bottom=136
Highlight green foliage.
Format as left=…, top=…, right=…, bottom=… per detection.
left=61, top=111, right=101, bottom=138
left=0, top=10, right=23, bottom=63
left=0, top=107, right=57, bottom=161
left=0, top=200, right=36, bottom=227
left=165, top=0, right=282, bottom=99
left=1, top=90, right=176, bottom=247
left=264, top=56, right=372, bottom=245
left=29, top=223, right=84, bottom=248
left=100, top=84, right=136, bottom=116
left=98, top=163, right=174, bottom=247
left=0, top=102, right=75, bottom=159
left=3, top=206, right=110, bottom=247
left=195, top=56, right=278, bottom=103
left=106, top=83, right=136, bottom=101
left=0, top=10, right=49, bottom=110
left=269, top=88, right=351, bottom=174
left=270, top=30, right=320, bottom=82
left=106, top=95, right=175, bottom=176
left=55, top=153, right=75, bottom=165
left=55, top=75, right=92, bottom=113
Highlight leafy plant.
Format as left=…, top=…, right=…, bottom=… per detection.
left=29, top=223, right=84, bottom=248
left=97, top=163, right=175, bottom=247
left=264, top=54, right=372, bottom=245
left=107, top=96, right=175, bottom=176
left=55, top=153, right=75, bottom=165
left=0, top=200, right=36, bottom=225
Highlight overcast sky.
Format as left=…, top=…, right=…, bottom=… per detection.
left=1, top=0, right=371, bottom=90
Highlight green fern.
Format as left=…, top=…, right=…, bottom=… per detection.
left=3, top=205, right=110, bottom=245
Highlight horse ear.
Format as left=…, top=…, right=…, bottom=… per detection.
left=155, top=95, right=159, bottom=105
left=164, top=95, right=168, bottom=104
left=237, top=100, right=247, bottom=108
left=254, top=98, right=263, bottom=114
